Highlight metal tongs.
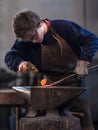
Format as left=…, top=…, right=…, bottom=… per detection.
left=45, top=64, right=98, bottom=87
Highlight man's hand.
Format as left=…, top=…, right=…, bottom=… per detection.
left=74, top=60, right=90, bottom=77
left=18, top=61, right=38, bottom=74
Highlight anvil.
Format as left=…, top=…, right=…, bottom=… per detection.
left=12, top=86, right=86, bottom=110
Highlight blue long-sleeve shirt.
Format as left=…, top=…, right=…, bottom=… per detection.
left=5, top=19, right=98, bottom=71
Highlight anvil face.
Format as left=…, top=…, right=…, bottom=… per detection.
left=12, top=86, right=86, bottom=110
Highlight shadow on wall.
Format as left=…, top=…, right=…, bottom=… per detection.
left=85, top=59, right=98, bottom=122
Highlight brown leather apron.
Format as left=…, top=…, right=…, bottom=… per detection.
left=41, top=27, right=78, bottom=86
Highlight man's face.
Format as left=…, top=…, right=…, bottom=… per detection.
left=20, top=23, right=45, bottom=43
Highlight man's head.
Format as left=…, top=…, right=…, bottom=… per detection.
left=13, top=9, right=41, bottom=41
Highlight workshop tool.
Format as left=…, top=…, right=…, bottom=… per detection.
left=43, top=64, right=98, bottom=87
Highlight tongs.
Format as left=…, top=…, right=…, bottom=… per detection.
left=43, top=64, right=98, bottom=87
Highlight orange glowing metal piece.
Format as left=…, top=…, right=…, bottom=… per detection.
left=40, top=78, right=47, bottom=88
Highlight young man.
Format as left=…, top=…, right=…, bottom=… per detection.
left=5, top=9, right=98, bottom=130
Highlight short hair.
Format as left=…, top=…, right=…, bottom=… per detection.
left=12, top=9, right=41, bottom=38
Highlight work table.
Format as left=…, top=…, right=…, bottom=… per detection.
left=0, top=88, right=25, bottom=105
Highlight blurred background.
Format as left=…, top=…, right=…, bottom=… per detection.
left=0, top=0, right=98, bottom=130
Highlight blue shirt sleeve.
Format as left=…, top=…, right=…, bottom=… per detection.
left=5, top=39, right=42, bottom=71
left=52, top=20, right=98, bottom=62
left=5, top=40, right=25, bottom=71
left=68, top=21, right=98, bottom=62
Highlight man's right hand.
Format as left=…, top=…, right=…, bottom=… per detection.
left=18, top=61, right=38, bottom=74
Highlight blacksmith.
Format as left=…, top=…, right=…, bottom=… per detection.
left=5, top=9, right=98, bottom=130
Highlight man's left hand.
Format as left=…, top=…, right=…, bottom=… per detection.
left=74, top=60, right=90, bottom=76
